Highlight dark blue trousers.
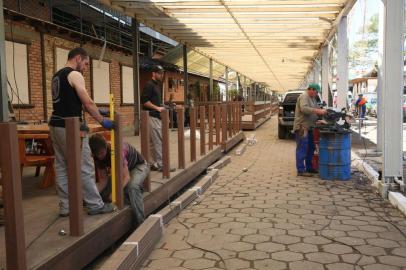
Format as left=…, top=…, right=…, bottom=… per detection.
left=295, top=129, right=315, bottom=173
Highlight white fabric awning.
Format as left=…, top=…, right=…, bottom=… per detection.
left=99, top=0, right=355, bottom=91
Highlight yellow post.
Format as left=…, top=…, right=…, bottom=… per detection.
left=109, top=94, right=116, bottom=203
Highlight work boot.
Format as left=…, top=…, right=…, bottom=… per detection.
left=151, top=163, right=176, bottom=172
left=307, top=169, right=319, bottom=174
left=87, top=203, right=115, bottom=215
left=297, top=172, right=314, bottom=177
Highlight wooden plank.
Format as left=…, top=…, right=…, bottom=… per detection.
left=0, top=122, right=27, bottom=270
left=223, top=131, right=245, bottom=153
left=221, top=104, right=227, bottom=145
left=215, top=104, right=221, bottom=145
left=190, top=107, right=196, bottom=162
left=161, top=110, right=170, bottom=179
left=228, top=103, right=232, bottom=137
left=208, top=105, right=213, bottom=150
left=199, top=106, right=206, bottom=156
left=176, top=107, right=185, bottom=169
left=65, top=117, right=84, bottom=237
left=114, top=113, right=124, bottom=209
left=140, top=111, right=151, bottom=192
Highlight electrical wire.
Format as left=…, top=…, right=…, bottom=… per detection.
left=9, top=20, right=21, bottom=121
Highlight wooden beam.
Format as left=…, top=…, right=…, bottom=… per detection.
left=190, top=107, right=196, bottom=162
left=176, top=107, right=185, bottom=169
left=65, top=117, right=84, bottom=237
left=199, top=106, right=206, bottom=155
left=161, top=109, right=170, bottom=178
left=208, top=105, right=213, bottom=150
left=140, top=111, right=151, bottom=192
left=114, top=113, right=124, bottom=210
left=0, top=122, right=27, bottom=270
left=221, top=104, right=227, bottom=145
left=215, top=104, right=221, bottom=145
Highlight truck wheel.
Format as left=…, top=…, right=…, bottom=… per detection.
left=278, top=125, right=286, bottom=139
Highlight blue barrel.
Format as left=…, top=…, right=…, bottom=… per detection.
left=319, top=132, right=351, bottom=180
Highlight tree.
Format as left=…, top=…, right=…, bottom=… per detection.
left=349, top=13, right=379, bottom=76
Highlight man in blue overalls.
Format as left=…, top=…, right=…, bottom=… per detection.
left=293, top=83, right=327, bottom=177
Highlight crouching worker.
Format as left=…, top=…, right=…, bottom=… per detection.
left=89, top=134, right=150, bottom=227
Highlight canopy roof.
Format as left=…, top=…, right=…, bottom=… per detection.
left=99, top=0, right=355, bottom=91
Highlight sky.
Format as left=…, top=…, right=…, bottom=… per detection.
left=348, top=0, right=380, bottom=78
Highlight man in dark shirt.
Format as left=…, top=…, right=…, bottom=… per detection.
left=49, top=47, right=115, bottom=217
left=89, top=134, right=150, bottom=227
left=141, top=65, right=173, bottom=172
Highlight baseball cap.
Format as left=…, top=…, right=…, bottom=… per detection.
left=151, top=65, right=164, bottom=73
left=308, top=83, right=321, bottom=93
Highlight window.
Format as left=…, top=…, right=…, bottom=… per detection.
left=6, top=41, right=29, bottom=104
left=55, top=47, right=69, bottom=72
left=121, top=65, right=134, bottom=104
left=92, top=60, right=110, bottom=104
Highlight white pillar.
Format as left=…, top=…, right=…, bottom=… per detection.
left=314, top=61, right=321, bottom=86
left=376, top=1, right=384, bottom=152
left=321, top=45, right=330, bottom=104
left=337, top=16, right=349, bottom=109
left=382, top=0, right=404, bottom=191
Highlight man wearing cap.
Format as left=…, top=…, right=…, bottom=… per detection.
left=293, top=83, right=327, bottom=177
left=355, top=93, right=367, bottom=119
left=141, top=65, right=174, bottom=172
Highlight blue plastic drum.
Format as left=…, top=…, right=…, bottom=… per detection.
left=319, top=132, right=351, bottom=180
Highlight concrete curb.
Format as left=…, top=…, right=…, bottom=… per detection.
left=351, top=150, right=406, bottom=216
left=235, top=141, right=247, bottom=156
left=207, top=155, right=231, bottom=171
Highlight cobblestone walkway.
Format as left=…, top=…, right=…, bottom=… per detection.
left=142, top=118, right=406, bottom=270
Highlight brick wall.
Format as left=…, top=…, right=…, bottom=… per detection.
left=4, top=0, right=50, bottom=22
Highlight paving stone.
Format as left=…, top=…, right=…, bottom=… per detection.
left=322, top=244, right=353, bottom=254
left=173, top=249, right=205, bottom=260
left=378, top=255, right=406, bottom=267
left=341, top=254, right=362, bottom=264
left=193, top=222, right=219, bottom=230
left=287, top=229, right=315, bottom=237
left=182, top=258, right=216, bottom=270
left=220, top=221, right=246, bottom=229
left=358, top=255, right=377, bottom=265
left=163, top=240, right=191, bottom=251
left=289, top=261, right=324, bottom=270
left=238, top=250, right=269, bottom=260
left=148, top=258, right=183, bottom=269
left=230, top=228, right=257, bottom=236
left=241, top=234, right=270, bottom=244
left=254, top=259, right=287, bottom=270
left=363, top=264, right=400, bottom=270
left=347, top=230, right=378, bottom=239
left=288, top=243, right=318, bottom=253
left=258, top=228, right=286, bottom=236
left=271, top=251, right=303, bottom=262
left=256, top=242, right=286, bottom=253
left=272, top=235, right=301, bottom=245
left=210, top=217, right=234, bottom=224
left=223, top=241, right=253, bottom=252
left=391, top=247, right=406, bottom=257
left=367, top=238, right=400, bottom=249
left=303, top=236, right=332, bottom=245
left=356, top=245, right=386, bottom=256
left=305, top=252, right=340, bottom=264
left=326, top=263, right=356, bottom=270
left=223, top=258, right=250, bottom=270
left=335, top=237, right=366, bottom=246
left=149, top=249, right=173, bottom=260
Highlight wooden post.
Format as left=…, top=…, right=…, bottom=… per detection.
left=221, top=104, right=227, bottom=145
left=215, top=104, right=221, bottom=145
left=0, top=122, right=27, bottom=270
left=234, top=103, right=238, bottom=134
left=140, top=111, right=151, bottom=192
left=238, top=102, right=242, bottom=131
left=176, top=107, right=185, bottom=169
left=199, top=106, right=206, bottom=155
left=228, top=103, right=232, bottom=137
left=190, top=107, right=196, bottom=162
left=208, top=105, right=213, bottom=150
left=114, top=113, right=124, bottom=209
left=161, top=109, right=170, bottom=178
left=65, top=117, right=84, bottom=236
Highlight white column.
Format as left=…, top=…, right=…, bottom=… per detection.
left=382, top=0, right=404, bottom=190
left=314, top=61, right=321, bottom=86
left=337, top=16, right=349, bottom=109
left=376, top=1, right=384, bottom=152
left=321, top=45, right=330, bottom=104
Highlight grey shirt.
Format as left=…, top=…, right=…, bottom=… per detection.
left=293, top=91, right=318, bottom=131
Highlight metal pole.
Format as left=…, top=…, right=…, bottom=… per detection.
left=0, top=0, right=9, bottom=121
left=183, top=44, right=188, bottom=106
left=132, top=17, right=140, bottom=135
left=337, top=16, right=349, bottom=109
left=382, top=0, right=404, bottom=195
left=376, top=2, right=384, bottom=152
left=321, top=45, right=330, bottom=105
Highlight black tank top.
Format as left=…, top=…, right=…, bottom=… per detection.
left=49, top=67, right=83, bottom=127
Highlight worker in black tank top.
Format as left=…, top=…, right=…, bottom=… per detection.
left=49, top=47, right=116, bottom=217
